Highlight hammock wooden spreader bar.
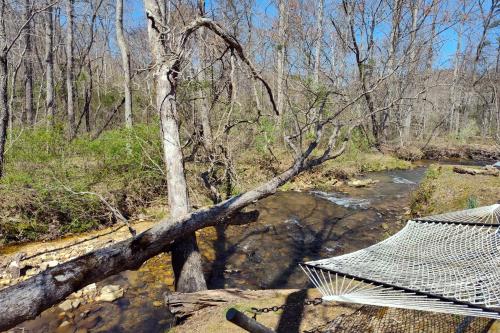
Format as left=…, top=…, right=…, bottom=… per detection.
left=301, top=204, right=500, bottom=319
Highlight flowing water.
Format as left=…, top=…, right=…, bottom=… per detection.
left=207, top=167, right=427, bottom=290
left=4, top=165, right=446, bottom=332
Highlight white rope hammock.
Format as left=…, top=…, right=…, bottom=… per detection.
left=301, top=204, right=500, bottom=319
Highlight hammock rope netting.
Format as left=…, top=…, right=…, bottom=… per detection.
left=306, top=306, right=495, bottom=333
left=301, top=204, right=500, bottom=331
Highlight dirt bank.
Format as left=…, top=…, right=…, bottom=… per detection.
left=421, top=143, right=500, bottom=161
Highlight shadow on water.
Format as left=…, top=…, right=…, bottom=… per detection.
left=206, top=193, right=353, bottom=290
left=207, top=167, right=429, bottom=291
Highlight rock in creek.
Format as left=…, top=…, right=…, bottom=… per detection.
left=8, top=261, right=20, bottom=278
left=57, top=298, right=82, bottom=311
left=7, top=252, right=26, bottom=278
left=47, top=260, right=59, bottom=268
left=347, top=178, right=379, bottom=187
left=58, top=300, right=74, bottom=312
left=96, top=285, right=124, bottom=302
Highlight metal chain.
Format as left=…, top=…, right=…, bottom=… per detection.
left=250, top=297, right=323, bottom=320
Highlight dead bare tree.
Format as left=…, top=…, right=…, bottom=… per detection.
left=143, top=1, right=278, bottom=292
left=144, top=0, right=208, bottom=293
left=313, top=0, right=324, bottom=86
left=115, top=0, right=132, bottom=128
left=66, top=0, right=75, bottom=137
left=276, top=0, right=288, bottom=126
left=45, top=1, right=55, bottom=127
left=23, top=0, right=34, bottom=125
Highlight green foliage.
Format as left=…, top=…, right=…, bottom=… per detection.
left=410, top=165, right=441, bottom=216
left=466, top=195, right=479, bottom=209
left=255, top=118, right=276, bottom=154
left=348, top=127, right=371, bottom=153
left=100, top=89, right=121, bottom=107
left=410, top=165, right=500, bottom=217
left=359, top=156, right=411, bottom=172
left=0, top=124, right=166, bottom=243
left=333, top=127, right=372, bottom=163
left=453, top=122, right=480, bottom=143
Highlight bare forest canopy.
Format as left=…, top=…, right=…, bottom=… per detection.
left=0, top=0, right=499, bottom=330
left=0, top=0, right=498, bottom=162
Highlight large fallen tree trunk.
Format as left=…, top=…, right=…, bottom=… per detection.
left=453, top=166, right=499, bottom=177
left=0, top=161, right=304, bottom=331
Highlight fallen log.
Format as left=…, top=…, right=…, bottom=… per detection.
left=0, top=161, right=303, bottom=331
left=452, top=166, right=499, bottom=177
left=226, top=308, right=275, bottom=333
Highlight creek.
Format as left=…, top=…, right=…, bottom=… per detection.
left=4, top=161, right=484, bottom=332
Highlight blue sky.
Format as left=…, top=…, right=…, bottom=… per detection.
left=124, top=0, right=497, bottom=69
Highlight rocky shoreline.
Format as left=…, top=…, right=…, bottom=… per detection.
left=0, top=220, right=175, bottom=333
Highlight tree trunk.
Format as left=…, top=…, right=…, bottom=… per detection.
left=66, top=0, right=75, bottom=137
left=115, top=0, right=132, bottom=128
left=24, top=0, right=34, bottom=126
left=0, top=55, right=8, bottom=178
left=451, top=18, right=463, bottom=136
left=197, top=28, right=213, bottom=153
left=144, top=0, right=207, bottom=293
left=384, top=0, right=402, bottom=144
left=45, top=4, right=55, bottom=127
left=309, top=0, right=324, bottom=124
left=0, top=1, right=8, bottom=178
left=158, top=63, right=207, bottom=292
left=402, top=0, right=422, bottom=143
left=276, top=0, right=287, bottom=125
left=8, top=48, right=24, bottom=137
left=313, top=0, right=324, bottom=86
left=342, top=2, right=378, bottom=147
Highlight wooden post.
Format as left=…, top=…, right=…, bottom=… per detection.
left=226, top=308, right=275, bottom=333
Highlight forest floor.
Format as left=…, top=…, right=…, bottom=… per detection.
left=167, top=288, right=500, bottom=333
left=166, top=289, right=358, bottom=333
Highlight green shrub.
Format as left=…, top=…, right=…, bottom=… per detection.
left=466, top=196, right=479, bottom=209
left=410, top=165, right=441, bottom=217
left=255, top=118, right=276, bottom=154
left=0, top=124, right=166, bottom=243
